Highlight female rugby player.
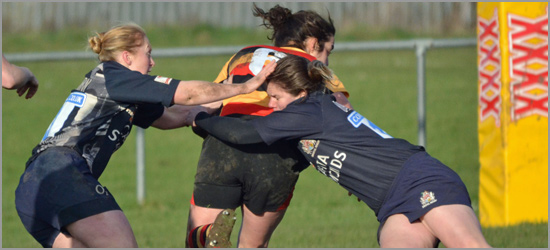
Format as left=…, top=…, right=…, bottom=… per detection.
left=14, top=23, right=275, bottom=248
left=193, top=55, right=492, bottom=248
left=185, top=4, right=351, bottom=248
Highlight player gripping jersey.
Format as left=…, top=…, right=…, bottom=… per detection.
left=193, top=55, right=490, bottom=248
left=191, top=45, right=349, bottom=215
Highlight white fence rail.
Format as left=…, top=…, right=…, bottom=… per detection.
left=4, top=38, right=477, bottom=204
left=2, top=2, right=476, bottom=35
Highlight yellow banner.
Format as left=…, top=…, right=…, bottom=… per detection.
left=477, top=2, right=548, bottom=227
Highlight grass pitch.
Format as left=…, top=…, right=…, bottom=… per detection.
left=2, top=27, right=547, bottom=248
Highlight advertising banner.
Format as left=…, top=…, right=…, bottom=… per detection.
left=477, top=2, right=548, bottom=227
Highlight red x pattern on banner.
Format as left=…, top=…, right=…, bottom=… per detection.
left=478, top=10, right=502, bottom=126
left=509, top=12, right=549, bottom=121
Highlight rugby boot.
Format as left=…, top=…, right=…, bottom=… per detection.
left=206, top=208, right=237, bottom=248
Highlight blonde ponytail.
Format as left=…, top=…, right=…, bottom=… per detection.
left=88, top=23, right=146, bottom=62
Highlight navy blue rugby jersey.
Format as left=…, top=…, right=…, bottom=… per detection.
left=30, top=61, right=180, bottom=178
left=251, top=93, right=425, bottom=215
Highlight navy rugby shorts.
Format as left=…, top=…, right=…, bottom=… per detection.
left=376, top=151, right=472, bottom=242
left=192, top=134, right=309, bottom=215
left=15, top=147, right=121, bottom=247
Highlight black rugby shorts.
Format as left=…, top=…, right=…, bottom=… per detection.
left=15, top=147, right=121, bottom=247
left=193, top=134, right=309, bottom=215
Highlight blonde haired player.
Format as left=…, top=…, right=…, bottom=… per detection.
left=14, top=23, right=274, bottom=248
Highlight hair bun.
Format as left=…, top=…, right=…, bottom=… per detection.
left=88, top=33, right=104, bottom=54
left=307, top=60, right=332, bottom=83
left=269, top=5, right=293, bottom=29
left=253, top=4, right=292, bottom=31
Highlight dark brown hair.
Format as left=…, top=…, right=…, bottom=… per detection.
left=253, top=4, right=335, bottom=52
left=266, top=55, right=333, bottom=96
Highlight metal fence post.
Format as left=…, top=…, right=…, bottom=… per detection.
left=4, top=38, right=477, bottom=204
left=415, top=40, right=432, bottom=148
left=136, top=127, right=146, bottom=205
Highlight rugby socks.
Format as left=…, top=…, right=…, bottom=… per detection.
left=187, top=224, right=212, bottom=248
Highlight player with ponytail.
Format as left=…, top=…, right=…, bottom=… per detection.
left=14, top=23, right=274, bottom=248
left=186, top=4, right=351, bottom=248
left=193, top=55, right=492, bottom=248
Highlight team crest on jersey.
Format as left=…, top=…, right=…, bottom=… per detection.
left=300, top=139, right=319, bottom=157
left=154, top=76, right=172, bottom=84
left=420, top=190, right=438, bottom=208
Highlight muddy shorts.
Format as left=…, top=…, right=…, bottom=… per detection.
left=192, top=133, right=309, bottom=215
left=15, top=147, right=121, bottom=247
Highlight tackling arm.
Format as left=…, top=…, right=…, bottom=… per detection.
left=193, top=112, right=264, bottom=144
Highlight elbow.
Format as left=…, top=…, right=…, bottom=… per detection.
left=174, top=83, right=200, bottom=105
left=173, top=94, right=194, bottom=106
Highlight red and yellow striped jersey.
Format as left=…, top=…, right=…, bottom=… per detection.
left=214, top=45, right=349, bottom=117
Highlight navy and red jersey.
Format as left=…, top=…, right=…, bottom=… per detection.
left=30, top=61, right=180, bottom=178
left=214, top=45, right=349, bottom=117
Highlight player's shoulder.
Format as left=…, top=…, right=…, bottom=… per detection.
left=100, top=61, right=134, bottom=78
left=230, top=45, right=269, bottom=61
left=238, top=44, right=276, bottom=54
left=238, top=45, right=311, bottom=59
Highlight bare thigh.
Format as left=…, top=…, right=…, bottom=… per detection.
left=421, top=204, right=491, bottom=248
left=52, top=232, right=87, bottom=248
left=237, top=205, right=287, bottom=248
left=379, top=213, right=439, bottom=248
left=186, top=204, right=224, bottom=233
left=54, top=210, right=137, bottom=248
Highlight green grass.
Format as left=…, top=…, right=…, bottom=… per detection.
left=2, top=25, right=273, bottom=53
left=2, top=27, right=547, bottom=248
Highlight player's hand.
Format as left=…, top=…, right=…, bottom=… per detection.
left=222, top=74, right=234, bottom=85
left=16, top=72, right=39, bottom=99
left=185, top=106, right=209, bottom=127
left=201, top=100, right=222, bottom=114
left=242, top=60, right=276, bottom=93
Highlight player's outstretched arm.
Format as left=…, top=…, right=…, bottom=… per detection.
left=2, top=54, right=39, bottom=99
left=172, top=60, right=275, bottom=106
left=151, top=99, right=223, bottom=129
